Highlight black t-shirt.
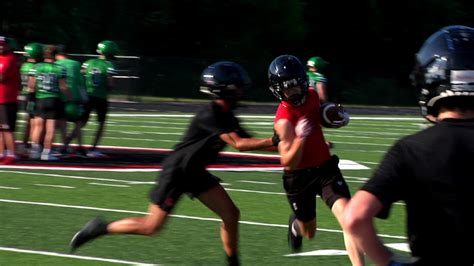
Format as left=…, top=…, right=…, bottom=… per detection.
left=362, top=118, right=474, bottom=264
left=163, top=101, right=251, bottom=172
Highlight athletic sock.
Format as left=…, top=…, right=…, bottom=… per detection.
left=226, top=254, right=239, bottom=266
left=98, top=221, right=109, bottom=235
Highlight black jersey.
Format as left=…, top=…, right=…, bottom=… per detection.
left=362, top=118, right=474, bottom=265
left=163, top=102, right=250, bottom=172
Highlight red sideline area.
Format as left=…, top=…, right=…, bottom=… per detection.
left=2, top=144, right=282, bottom=171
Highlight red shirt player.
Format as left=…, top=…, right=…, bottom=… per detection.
left=0, top=36, right=21, bottom=164
left=268, top=55, right=363, bottom=265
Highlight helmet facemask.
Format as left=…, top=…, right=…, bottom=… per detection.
left=269, top=75, right=309, bottom=106
left=268, top=55, right=309, bottom=106
left=273, top=78, right=308, bottom=106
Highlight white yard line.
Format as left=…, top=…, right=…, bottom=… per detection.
left=0, top=170, right=143, bottom=183
left=0, top=247, right=157, bottom=265
left=34, top=184, right=75, bottom=189
left=237, top=180, right=277, bottom=185
left=0, top=198, right=407, bottom=240
left=225, top=188, right=286, bottom=195
left=89, top=182, right=130, bottom=188
left=0, top=186, right=20, bottom=190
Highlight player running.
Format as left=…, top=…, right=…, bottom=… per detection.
left=70, top=61, right=279, bottom=266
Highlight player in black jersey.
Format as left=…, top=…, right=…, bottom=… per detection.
left=70, top=61, right=278, bottom=266
left=343, top=25, right=474, bottom=266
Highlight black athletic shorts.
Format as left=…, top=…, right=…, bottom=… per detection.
left=282, top=155, right=351, bottom=222
left=0, top=103, right=18, bottom=132
left=35, top=98, right=64, bottom=120
left=84, top=96, right=108, bottom=122
left=149, top=165, right=221, bottom=213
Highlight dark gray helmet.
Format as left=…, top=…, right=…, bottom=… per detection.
left=411, top=25, right=474, bottom=119
left=268, top=55, right=309, bottom=105
left=200, top=61, right=251, bottom=99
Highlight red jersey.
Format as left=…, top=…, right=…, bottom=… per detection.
left=274, top=89, right=331, bottom=169
left=0, top=52, right=20, bottom=103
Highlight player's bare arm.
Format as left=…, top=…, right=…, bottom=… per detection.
left=27, top=76, right=36, bottom=93
left=316, top=82, right=328, bottom=103
left=344, top=190, right=391, bottom=266
left=274, top=119, right=306, bottom=170
left=219, top=131, right=273, bottom=151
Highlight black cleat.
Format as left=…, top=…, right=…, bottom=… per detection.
left=70, top=217, right=108, bottom=252
left=288, top=214, right=302, bottom=252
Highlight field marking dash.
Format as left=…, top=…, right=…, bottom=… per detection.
left=89, top=183, right=130, bottom=188
left=0, top=170, right=144, bottom=183
left=35, top=184, right=75, bottom=189
left=225, top=188, right=285, bottom=195
left=237, top=180, right=276, bottom=185
left=0, top=247, right=158, bottom=265
left=0, top=186, right=20, bottom=190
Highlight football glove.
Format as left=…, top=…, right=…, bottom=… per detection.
left=295, top=117, right=313, bottom=139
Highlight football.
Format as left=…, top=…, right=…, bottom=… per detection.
left=320, top=102, right=349, bottom=128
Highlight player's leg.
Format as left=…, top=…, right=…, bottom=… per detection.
left=198, top=185, right=240, bottom=264
left=30, top=116, right=45, bottom=159
left=283, top=170, right=317, bottom=251
left=331, top=198, right=365, bottom=266
left=108, top=203, right=169, bottom=235
left=91, top=120, right=105, bottom=150
left=71, top=203, right=170, bottom=252
left=0, top=105, right=8, bottom=160
left=75, top=120, right=86, bottom=155
left=41, top=119, right=57, bottom=160
left=88, top=97, right=107, bottom=156
left=71, top=169, right=181, bottom=252
left=320, top=157, right=365, bottom=266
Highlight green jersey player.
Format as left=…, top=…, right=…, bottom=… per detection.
left=81, top=40, right=118, bottom=157
left=306, top=56, right=328, bottom=103
left=55, top=45, right=88, bottom=156
left=19, top=42, right=43, bottom=153
left=28, top=45, right=72, bottom=161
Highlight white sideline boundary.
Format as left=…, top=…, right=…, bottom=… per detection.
left=0, top=247, right=157, bottom=265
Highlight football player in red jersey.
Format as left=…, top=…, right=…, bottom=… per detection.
left=0, top=36, right=21, bottom=164
left=268, top=55, right=363, bottom=265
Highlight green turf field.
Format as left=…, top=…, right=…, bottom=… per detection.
left=0, top=111, right=424, bottom=265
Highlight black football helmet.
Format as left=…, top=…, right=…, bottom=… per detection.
left=200, top=61, right=251, bottom=100
left=411, top=25, right=474, bottom=120
left=268, top=55, right=309, bottom=105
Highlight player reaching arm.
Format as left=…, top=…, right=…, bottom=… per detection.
left=70, top=61, right=277, bottom=266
